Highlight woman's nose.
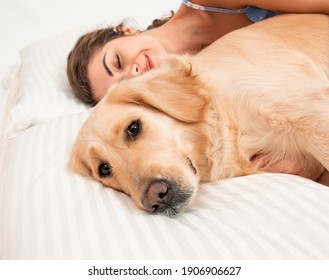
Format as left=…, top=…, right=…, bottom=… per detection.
left=125, top=64, right=140, bottom=78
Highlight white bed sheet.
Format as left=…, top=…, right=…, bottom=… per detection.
left=3, top=117, right=329, bottom=259
left=2, top=108, right=329, bottom=259
left=1, top=0, right=329, bottom=260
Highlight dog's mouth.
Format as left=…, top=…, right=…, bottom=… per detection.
left=142, top=178, right=194, bottom=216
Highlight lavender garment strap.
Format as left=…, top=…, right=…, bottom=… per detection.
left=182, top=0, right=247, bottom=14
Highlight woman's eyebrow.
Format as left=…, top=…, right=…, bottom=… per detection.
left=103, top=53, right=113, bottom=76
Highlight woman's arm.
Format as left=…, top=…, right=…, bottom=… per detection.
left=193, top=0, right=329, bottom=14
left=242, top=0, right=329, bottom=13
left=251, top=155, right=325, bottom=181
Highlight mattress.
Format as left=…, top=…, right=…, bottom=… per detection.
left=1, top=1, right=329, bottom=261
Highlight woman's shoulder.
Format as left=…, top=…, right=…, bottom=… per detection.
left=181, top=0, right=279, bottom=22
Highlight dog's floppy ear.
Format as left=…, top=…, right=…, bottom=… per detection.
left=70, top=142, right=93, bottom=178
left=108, top=55, right=209, bottom=123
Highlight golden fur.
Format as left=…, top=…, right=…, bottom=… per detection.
left=70, top=14, right=329, bottom=216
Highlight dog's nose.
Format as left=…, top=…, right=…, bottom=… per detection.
left=143, top=180, right=170, bottom=212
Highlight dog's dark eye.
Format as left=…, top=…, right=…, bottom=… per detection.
left=126, top=120, right=141, bottom=138
left=98, top=163, right=112, bottom=177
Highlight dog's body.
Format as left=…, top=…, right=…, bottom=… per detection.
left=71, top=14, right=329, bottom=216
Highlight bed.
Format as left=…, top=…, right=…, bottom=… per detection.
left=1, top=0, right=329, bottom=260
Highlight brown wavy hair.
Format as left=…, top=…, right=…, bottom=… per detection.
left=67, top=12, right=174, bottom=105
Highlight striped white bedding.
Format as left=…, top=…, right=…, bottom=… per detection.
left=1, top=10, right=329, bottom=260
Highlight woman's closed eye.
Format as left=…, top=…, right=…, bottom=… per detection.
left=116, top=54, right=122, bottom=69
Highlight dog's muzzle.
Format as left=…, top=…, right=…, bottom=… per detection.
left=142, top=179, right=193, bottom=216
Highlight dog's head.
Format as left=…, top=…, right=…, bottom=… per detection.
left=70, top=55, right=211, bottom=216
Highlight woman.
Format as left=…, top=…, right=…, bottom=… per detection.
left=66, top=0, right=328, bottom=181
left=67, top=0, right=329, bottom=105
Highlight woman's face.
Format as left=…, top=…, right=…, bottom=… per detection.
left=88, top=33, right=168, bottom=101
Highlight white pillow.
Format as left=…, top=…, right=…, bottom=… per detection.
left=5, top=25, right=100, bottom=137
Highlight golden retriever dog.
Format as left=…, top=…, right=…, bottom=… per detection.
left=71, top=14, right=329, bottom=216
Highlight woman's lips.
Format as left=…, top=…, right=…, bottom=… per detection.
left=145, top=55, right=154, bottom=71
